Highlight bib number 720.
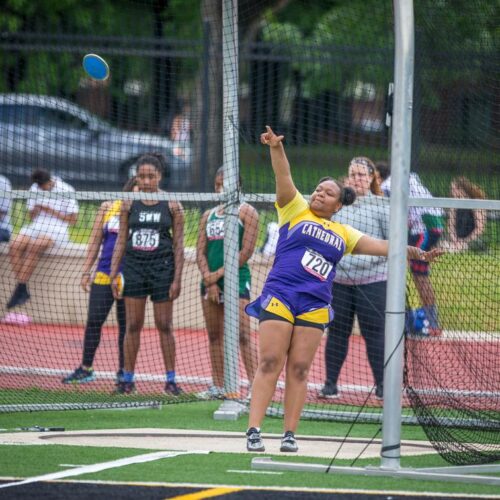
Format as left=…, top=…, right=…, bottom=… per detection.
left=301, top=249, right=333, bottom=281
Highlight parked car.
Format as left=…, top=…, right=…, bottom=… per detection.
left=0, top=94, right=193, bottom=190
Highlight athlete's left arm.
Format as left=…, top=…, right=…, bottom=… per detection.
left=353, top=235, right=444, bottom=262
left=170, top=200, right=185, bottom=300
left=239, top=203, right=259, bottom=267
left=352, top=235, right=388, bottom=256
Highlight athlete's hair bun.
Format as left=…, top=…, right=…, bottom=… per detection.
left=341, top=186, right=356, bottom=206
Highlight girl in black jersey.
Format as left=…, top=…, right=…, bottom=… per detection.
left=110, top=154, right=185, bottom=395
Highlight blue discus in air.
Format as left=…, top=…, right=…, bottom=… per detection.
left=82, top=54, right=110, bottom=81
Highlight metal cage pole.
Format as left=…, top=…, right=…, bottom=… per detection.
left=379, top=0, right=414, bottom=470
left=214, top=0, right=245, bottom=420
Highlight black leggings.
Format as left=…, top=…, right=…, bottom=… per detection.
left=82, top=283, right=126, bottom=369
left=325, top=281, right=386, bottom=387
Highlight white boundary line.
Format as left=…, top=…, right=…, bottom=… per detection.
left=227, top=469, right=283, bottom=475
left=0, top=450, right=209, bottom=489
left=1, top=364, right=498, bottom=399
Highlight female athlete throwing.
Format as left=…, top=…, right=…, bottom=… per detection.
left=245, top=126, right=442, bottom=453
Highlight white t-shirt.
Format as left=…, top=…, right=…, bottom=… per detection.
left=0, top=175, right=12, bottom=233
left=26, top=176, right=79, bottom=237
left=381, top=173, right=443, bottom=235
left=171, top=116, right=191, bottom=142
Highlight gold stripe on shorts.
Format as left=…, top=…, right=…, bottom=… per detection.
left=263, top=296, right=294, bottom=323
left=296, top=307, right=330, bottom=325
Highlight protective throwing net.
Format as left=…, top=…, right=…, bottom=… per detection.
left=0, top=0, right=499, bottom=466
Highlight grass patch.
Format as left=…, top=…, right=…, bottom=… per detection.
left=0, top=444, right=499, bottom=495
left=10, top=201, right=278, bottom=249
left=0, top=400, right=427, bottom=440
left=240, top=142, right=500, bottom=197
left=406, top=253, right=500, bottom=331
left=0, top=387, right=198, bottom=407
left=1, top=403, right=499, bottom=494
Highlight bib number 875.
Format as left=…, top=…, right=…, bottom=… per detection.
left=132, top=229, right=159, bottom=251
left=301, top=249, right=333, bottom=281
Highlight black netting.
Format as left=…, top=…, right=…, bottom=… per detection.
left=403, top=217, right=500, bottom=465
left=0, top=0, right=499, bottom=467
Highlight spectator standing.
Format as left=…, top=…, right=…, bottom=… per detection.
left=377, top=162, right=444, bottom=336
left=7, top=169, right=79, bottom=309
left=445, top=176, right=487, bottom=252
left=0, top=174, right=12, bottom=242
left=196, top=167, right=259, bottom=399
left=169, top=102, right=191, bottom=144
left=320, top=157, right=389, bottom=400
left=110, top=153, right=185, bottom=395
left=62, top=178, right=137, bottom=385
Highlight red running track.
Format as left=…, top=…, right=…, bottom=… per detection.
left=0, top=323, right=498, bottom=410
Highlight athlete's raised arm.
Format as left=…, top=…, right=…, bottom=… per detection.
left=260, top=125, right=297, bottom=207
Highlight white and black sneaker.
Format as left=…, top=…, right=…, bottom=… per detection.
left=246, top=427, right=265, bottom=452
left=318, top=380, right=339, bottom=399
left=197, top=385, right=225, bottom=400
left=280, top=430, right=298, bottom=452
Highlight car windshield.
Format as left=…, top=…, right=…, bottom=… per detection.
left=0, top=103, right=113, bottom=131
left=0, top=104, right=39, bottom=125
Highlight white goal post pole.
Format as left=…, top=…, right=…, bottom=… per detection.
left=221, top=0, right=241, bottom=400
left=381, top=0, right=415, bottom=469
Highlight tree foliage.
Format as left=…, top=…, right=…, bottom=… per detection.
left=259, top=0, right=498, bottom=98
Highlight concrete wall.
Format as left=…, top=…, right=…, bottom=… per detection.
left=0, top=243, right=270, bottom=330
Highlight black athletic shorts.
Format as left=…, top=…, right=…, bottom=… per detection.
left=122, top=256, right=175, bottom=302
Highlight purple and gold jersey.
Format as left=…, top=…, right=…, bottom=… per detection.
left=95, top=200, right=122, bottom=285
left=248, top=191, right=363, bottom=321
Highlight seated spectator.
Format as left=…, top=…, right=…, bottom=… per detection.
left=0, top=175, right=12, bottom=242
left=6, top=169, right=79, bottom=309
left=444, top=176, right=487, bottom=253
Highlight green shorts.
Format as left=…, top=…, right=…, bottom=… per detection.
left=200, top=273, right=251, bottom=301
